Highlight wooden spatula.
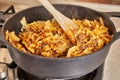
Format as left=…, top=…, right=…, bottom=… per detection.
left=38, top=0, right=78, bottom=44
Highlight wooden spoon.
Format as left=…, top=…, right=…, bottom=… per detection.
left=38, top=0, right=78, bottom=44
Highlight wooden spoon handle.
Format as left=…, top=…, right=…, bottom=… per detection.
left=38, top=0, right=77, bottom=44
left=38, top=0, right=69, bottom=31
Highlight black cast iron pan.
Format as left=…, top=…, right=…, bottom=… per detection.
left=0, top=4, right=120, bottom=79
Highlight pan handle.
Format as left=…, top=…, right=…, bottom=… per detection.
left=0, top=31, right=17, bottom=68
left=104, top=12, right=120, bottom=41
left=0, top=30, right=6, bottom=48
left=104, top=12, right=120, bottom=17
left=114, top=32, right=120, bottom=41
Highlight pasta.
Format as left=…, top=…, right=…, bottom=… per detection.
left=5, top=18, right=112, bottom=58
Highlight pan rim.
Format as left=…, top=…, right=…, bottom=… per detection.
left=2, top=3, right=116, bottom=62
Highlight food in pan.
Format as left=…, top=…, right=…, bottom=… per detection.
left=5, top=18, right=112, bottom=58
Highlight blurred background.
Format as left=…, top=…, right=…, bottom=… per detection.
left=0, top=0, right=120, bottom=12
left=0, top=0, right=120, bottom=5
left=0, top=0, right=120, bottom=80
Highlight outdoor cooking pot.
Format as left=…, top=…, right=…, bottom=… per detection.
left=0, top=4, right=120, bottom=79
